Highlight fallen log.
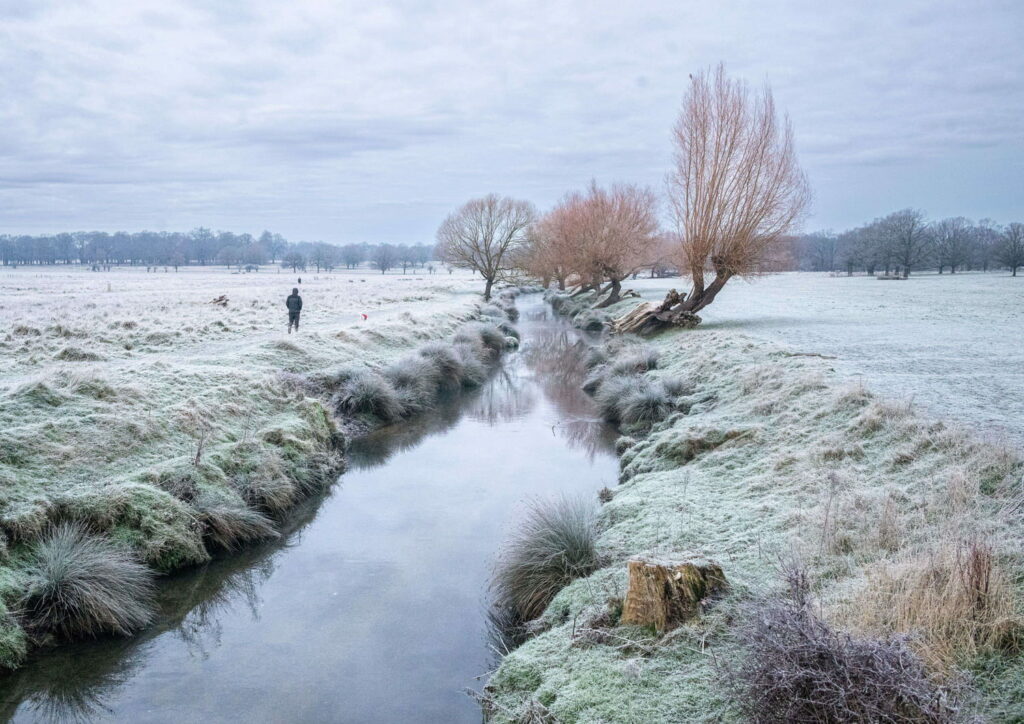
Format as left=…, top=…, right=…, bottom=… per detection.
left=620, top=556, right=727, bottom=631
left=610, top=302, right=658, bottom=334
left=611, top=290, right=702, bottom=335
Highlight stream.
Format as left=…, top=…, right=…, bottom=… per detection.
left=0, top=295, right=619, bottom=723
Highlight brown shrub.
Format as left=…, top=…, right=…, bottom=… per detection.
left=726, top=566, right=962, bottom=723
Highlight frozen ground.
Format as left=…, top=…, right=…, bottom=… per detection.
left=629, top=272, right=1024, bottom=450
left=0, top=265, right=486, bottom=662
left=0, top=265, right=486, bottom=494
left=488, top=290, right=1024, bottom=722
left=0, top=265, right=481, bottom=379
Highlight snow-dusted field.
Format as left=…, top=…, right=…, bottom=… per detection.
left=629, top=272, right=1024, bottom=449
left=0, top=264, right=484, bottom=532
left=0, top=265, right=481, bottom=379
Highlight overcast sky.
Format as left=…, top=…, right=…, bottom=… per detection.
left=2, top=0, right=1022, bottom=243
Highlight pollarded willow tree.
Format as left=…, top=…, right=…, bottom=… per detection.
left=531, top=182, right=660, bottom=305
left=615, top=64, right=810, bottom=334
left=436, top=194, right=536, bottom=300
left=576, top=182, right=660, bottom=308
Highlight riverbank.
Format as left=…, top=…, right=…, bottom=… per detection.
left=0, top=268, right=492, bottom=669
left=483, top=294, right=1024, bottom=722
left=0, top=292, right=618, bottom=722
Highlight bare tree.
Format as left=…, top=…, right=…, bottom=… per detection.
left=971, top=219, right=1001, bottom=271
left=805, top=231, right=838, bottom=272
left=281, top=251, right=305, bottom=272
left=577, top=182, right=660, bottom=307
left=340, top=243, right=365, bottom=269
left=997, top=222, right=1024, bottom=276
left=670, top=64, right=808, bottom=311
left=522, top=215, right=572, bottom=290
left=932, top=217, right=972, bottom=274
left=370, top=243, right=398, bottom=273
left=617, top=64, right=809, bottom=333
left=436, top=194, right=536, bottom=300
left=881, top=209, right=931, bottom=278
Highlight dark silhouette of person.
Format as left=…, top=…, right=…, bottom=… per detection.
left=286, top=288, right=302, bottom=333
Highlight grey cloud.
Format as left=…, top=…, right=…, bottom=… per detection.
left=1, top=0, right=1022, bottom=239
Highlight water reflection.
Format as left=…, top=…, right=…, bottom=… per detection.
left=467, top=367, right=537, bottom=425
left=353, top=305, right=614, bottom=468
left=349, top=397, right=466, bottom=469
left=0, top=495, right=324, bottom=722
left=519, top=319, right=617, bottom=460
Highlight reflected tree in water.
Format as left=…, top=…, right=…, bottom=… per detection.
left=468, top=367, right=537, bottom=425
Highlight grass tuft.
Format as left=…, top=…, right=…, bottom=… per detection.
left=454, top=341, right=489, bottom=387
left=619, top=382, right=671, bottom=427
left=418, top=342, right=465, bottom=392
left=194, top=495, right=279, bottom=550
left=19, top=522, right=156, bottom=639
left=385, top=355, right=443, bottom=414
left=332, top=370, right=406, bottom=423
left=491, top=496, right=602, bottom=623
left=593, top=374, right=646, bottom=424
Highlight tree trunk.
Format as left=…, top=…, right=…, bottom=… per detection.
left=620, top=557, right=727, bottom=631
left=594, top=279, right=622, bottom=308
left=680, top=272, right=731, bottom=313
left=483, top=277, right=494, bottom=301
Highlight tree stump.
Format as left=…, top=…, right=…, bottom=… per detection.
left=620, top=557, right=727, bottom=631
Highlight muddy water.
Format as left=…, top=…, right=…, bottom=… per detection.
left=0, top=295, right=618, bottom=723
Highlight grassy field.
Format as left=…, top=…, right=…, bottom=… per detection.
left=628, top=271, right=1024, bottom=448
left=0, top=265, right=485, bottom=668
left=485, top=284, right=1024, bottom=722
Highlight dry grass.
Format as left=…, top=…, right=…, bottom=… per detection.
left=194, top=495, right=280, bottom=551
left=841, top=539, right=1022, bottom=674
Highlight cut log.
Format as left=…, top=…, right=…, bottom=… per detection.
left=620, top=556, right=727, bottom=631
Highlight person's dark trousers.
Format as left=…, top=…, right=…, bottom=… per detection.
left=288, top=311, right=300, bottom=333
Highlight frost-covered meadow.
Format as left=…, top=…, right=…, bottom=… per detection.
left=630, top=272, right=1024, bottom=448
left=0, top=266, right=486, bottom=666
left=486, top=283, right=1024, bottom=722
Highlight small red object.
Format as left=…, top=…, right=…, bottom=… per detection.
left=361, top=313, right=368, bottom=320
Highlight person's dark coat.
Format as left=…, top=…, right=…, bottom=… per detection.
left=286, top=290, right=302, bottom=313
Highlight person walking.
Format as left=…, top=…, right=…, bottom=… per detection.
left=286, top=288, right=303, bottom=333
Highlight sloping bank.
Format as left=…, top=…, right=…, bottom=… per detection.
left=482, top=292, right=1023, bottom=722
left=0, top=289, right=526, bottom=671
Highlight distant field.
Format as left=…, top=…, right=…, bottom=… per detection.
left=0, top=265, right=476, bottom=378
left=629, top=272, right=1024, bottom=449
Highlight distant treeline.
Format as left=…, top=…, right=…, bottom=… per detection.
left=0, top=229, right=437, bottom=273
left=791, top=210, right=1024, bottom=277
